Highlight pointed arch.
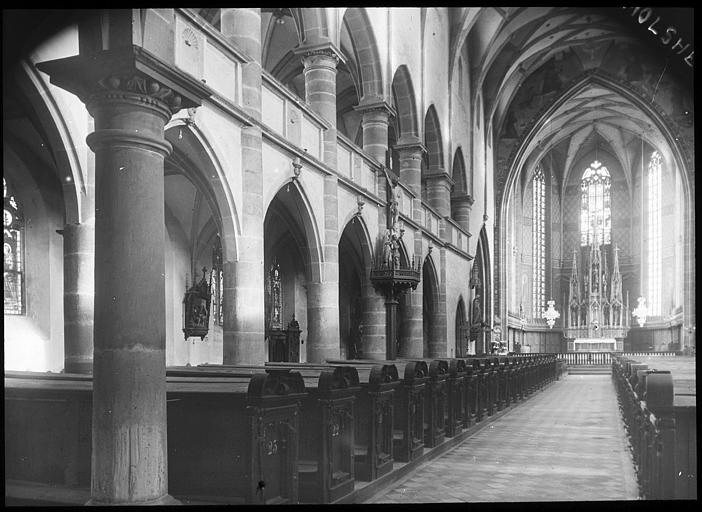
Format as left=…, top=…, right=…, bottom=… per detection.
left=422, top=253, right=440, bottom=358
left=264, top=180, right=324, bottom=284
left=424, top=104, right=444, bottom=171
left=165, top=123, right=239, bottom=264
left=497, top=72, right=694, bottom=341
left=452, top=147, right=467, bottom=195
left=455, top=296, right=468, bottom=357
left=18, top=61, right=82, bottom=224
left=341, top=8, right=384, bottom=100
left=391, top=65, right=420, bottom=140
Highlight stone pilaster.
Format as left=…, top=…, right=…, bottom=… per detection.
left=61, top=221, right=94, bottom=374
left=37, top=47, right=209, bottom=506
left=221, top=8, right=266, bottom=363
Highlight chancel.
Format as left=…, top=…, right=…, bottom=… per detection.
left=3, top=7, right=695, bottom=506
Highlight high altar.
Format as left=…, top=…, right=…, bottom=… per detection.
left=563, top=232, right=630, bottom=352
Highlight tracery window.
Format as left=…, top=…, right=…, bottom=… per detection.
left=532, top=165, right=545, bottom=318
left=4, top=178, right=24, bottom=315
left=647, top=151, right=662, bottom=315
left=580, top=160, right=611, bottom=246
left=212, top=234, right=224, bottom=326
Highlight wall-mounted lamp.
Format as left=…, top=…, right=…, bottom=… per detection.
left=427, top=240, right=434, bottom=255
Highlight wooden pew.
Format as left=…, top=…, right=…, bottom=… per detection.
left=202, top=363, right=360, bottom=504
left=166, top=368, right=306, bottom=504
left=315, top=360, right=400, bottom=482
left=5, top=369, right=306, bottom=505
left=397, top=359, right=448, bottom=448
left=329, top=360, right=428, bottom=463
left=461, top=359, right=480, bottom=425
left=5, top=372, right=92, bottom=490
left=437, top=358, right=466, bottom=437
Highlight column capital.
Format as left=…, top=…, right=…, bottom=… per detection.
left=354, top=97, right=396, bottom=118
left=294, top=41, right=345, bottom=66
left=394, top=137, right=426, bottom=156
left=452, top=193, right=475, bottom=206
left=37, top=45, right=211, bottom=114
left=423, top=170, right=453, bottom=185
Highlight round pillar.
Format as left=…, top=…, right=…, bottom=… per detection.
left=62, top=222, right=94, bottom=374
left=355, top=100, right=394, bottom=165
left=85, top=80, right=178, bottom=505
left=307, top=281, right=340, bottom=362
left=360, top=280, right=385, bottom=359
left=300, top=47, right=339, bottom=168
left=425, top=172, right=453, bottom=217
left=451, top=194, right=473, bottom=232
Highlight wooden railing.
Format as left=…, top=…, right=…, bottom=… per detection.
left=555, top=352, right=681, bottom=366
left=612, top=355, right=696, bottom=499
left=556, top=352, right=612, bottom=365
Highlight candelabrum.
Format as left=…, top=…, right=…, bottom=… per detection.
left=632, top=296, right=648, bottom=327
left=542, top=299, right=560, bottom=329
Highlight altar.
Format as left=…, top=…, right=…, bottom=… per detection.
left=572, top=338, right=617, bottom=352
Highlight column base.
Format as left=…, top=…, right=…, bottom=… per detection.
left=64, top=359, right=93, bottom=374
left=86, top=494, right=181, bottom=506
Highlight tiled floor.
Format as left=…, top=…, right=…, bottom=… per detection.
left=366, top=375, right=640, bottom=503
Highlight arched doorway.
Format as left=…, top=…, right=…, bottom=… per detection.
left=455, top=297, right=468, bottom=357
left=339, top=218, right=372, bottom=359
left=263, top=183, right=323, bottom=362
left=422, top=257, right=440, bottom=358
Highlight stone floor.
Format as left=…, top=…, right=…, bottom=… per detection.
left=366, top=375, right=640, bottom=503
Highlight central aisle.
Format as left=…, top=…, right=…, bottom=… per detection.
left=366, top=374, right=640, bottom=503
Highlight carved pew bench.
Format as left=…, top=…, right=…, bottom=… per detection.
left=324, top=360, right=400, bottom=482
left=230, top=363, right=361, bottom=504
left=436, top=358, right=467, bottom=437
left=165, top=367, right=306, bottom=504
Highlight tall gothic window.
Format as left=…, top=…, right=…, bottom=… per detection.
left=212, top=234, right=224, bottom=326
left=580, top=160, right=611, bottom=246
left=532, top=165, right=545, bottom=317
left=647, top=151, right=662, bottom=315
left=4, top=178, right=24, bottom=315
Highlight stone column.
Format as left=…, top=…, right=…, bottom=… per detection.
left=221, top=8, right=266, bottom=363
left=86, top=83, right=175, bottom=504
left=298, top=44, right=342, bottom=168
left=298, top=44, right=343, bottom=362
left=425, top=171, right=453, bottom=218
left=38, top=48, right=209, bottom=506
left=399, top=230, right=425, bottom=358
left=361, top=279, right=386, bottom=359
left=355, top=98, right=395, bottom=165
left=62, top=221, right=94, bottom=373
left=395, top=139, right=425, bottom=223
left=451, top=193, right=474, bottom=232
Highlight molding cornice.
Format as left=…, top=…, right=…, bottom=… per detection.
left=36, top=45, right=212, bottom=113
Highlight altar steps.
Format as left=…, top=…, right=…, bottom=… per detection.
left=567, top=365, right=611, bottom=375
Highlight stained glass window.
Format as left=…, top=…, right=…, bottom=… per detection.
left=580, top=160, right=611, bottom=246
left=4, top=178, right=24, bottom=315
left=532, top=165, right=545, bottom=318
left=212, top=234, right=224, bottom=326
left=647, top=151, right=662, bottom=316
